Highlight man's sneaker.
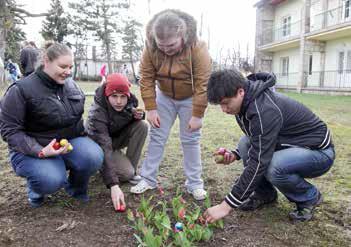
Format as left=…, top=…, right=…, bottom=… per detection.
left=289, top=193, right=323, bottom=222
left=187, top=188, right=207, bottom=201
left=130, top=180, right=156, bottom=194
left=129, top=175, right=142, bottom=185
left=239, top=192, right=278, bottom=211
left=28, top=197, right=44, bottom=208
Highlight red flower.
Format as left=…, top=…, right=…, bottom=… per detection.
left=179, top=197, right=186, bottom=204
left=178, top=208, right=186, bottom=219
left=198, top=216, right=205, bottom=225
left=158, top=186, right=165, bottom=195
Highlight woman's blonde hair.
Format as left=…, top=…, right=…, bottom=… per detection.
left=43, top=41, right=72, bottom=62
left=152, top=11, right=187, bottom=42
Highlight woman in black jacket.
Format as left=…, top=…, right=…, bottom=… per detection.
left=0, top=41, right=103, bottom=208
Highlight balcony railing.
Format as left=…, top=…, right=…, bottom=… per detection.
left=275, top=72, right=299, bottom=87
left=311, top=5, right=351, bottom=32
left=307, top=70, right=351, bottom=88
left=275, top=70, right=351, bottom=89
left=261, top=20, right=301, bottom=46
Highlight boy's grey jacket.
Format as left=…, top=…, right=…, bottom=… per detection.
left=225, top=73, right=333, bottom=208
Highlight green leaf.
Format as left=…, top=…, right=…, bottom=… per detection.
left=201, top=228, right=213, bottom=241
left=133, top=233, right=145, bottom=246
left=204, top=193, right=211, bottom=208
left=127, top=209, right=135, bottom=221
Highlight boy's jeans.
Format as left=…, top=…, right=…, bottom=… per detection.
left=237, top=136, right=335, bottom=207
left=10, top=137, right=104, bottom=202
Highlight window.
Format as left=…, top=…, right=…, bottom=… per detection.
left=309, top=55, right=313, bottom=75
left=281, top=57, right=289, bottom=76
left=346, top=50, right=351, bottom=73
left=344, top=0, right=350, bottom=19
left=282, top=16, right=291, bottom=37
left=338, top=52, right=345, bottom=74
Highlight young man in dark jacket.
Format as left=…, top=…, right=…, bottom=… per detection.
left=204, top=69, right=335, bottom=222
left=20, top=41, right=39, bottom=77
left=86, top=73, right=148, bottom=211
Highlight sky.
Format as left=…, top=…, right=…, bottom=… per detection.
left=17, top=0, right=258, bottom=60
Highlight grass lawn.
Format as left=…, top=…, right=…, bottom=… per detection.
left=0, top=81, right=350, bottom=246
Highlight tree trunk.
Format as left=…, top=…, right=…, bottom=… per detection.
left=129, top=52, right=137, bottom=84
left=106, top=41, right=112, bottom=74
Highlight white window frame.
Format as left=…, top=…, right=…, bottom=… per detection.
left=282, top=16, right=292, bottom=37
left=280, top=57, right=289, bottom=76
left=343, top=0, right=351, bottom=20
left=338, top=51, right=345, bottom=74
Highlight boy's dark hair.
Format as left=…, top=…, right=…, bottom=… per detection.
left=207, top=69, right=247, bottom=104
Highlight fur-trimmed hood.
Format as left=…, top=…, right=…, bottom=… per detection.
left=145, top=9, right=198, bottom=51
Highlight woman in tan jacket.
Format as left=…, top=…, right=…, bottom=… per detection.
left=130, top=9, right=212, bottom=200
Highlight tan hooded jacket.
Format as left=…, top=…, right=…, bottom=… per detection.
left=139, top=9, right=212, bottom=118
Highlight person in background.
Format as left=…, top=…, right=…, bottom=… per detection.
left=0, top=41, right=103, bottom=208
left=5, top=59, right=20, bottom=83
left=86, top=73, right=148, bottom=211
left=203, top=69, right=335, bottom=222
left=130, top=9, right=212, bottom=200
left=20, top=41, right=39, bottom=77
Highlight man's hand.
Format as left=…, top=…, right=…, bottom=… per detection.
left=111, top=185, right=125, bottom=211
left=146, top=110, right=160, bottom=128
left=214, top=147, right=237, bottom=165
left=203, top=201, right=233, bottom=223
left=41, top=139, right=69, bottom=157
left=188, top=116, right=202, bottom=132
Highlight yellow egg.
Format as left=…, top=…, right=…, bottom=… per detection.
left=67, top=144, right=74, bottom=152
left=60, top=139, right=68, bottom=147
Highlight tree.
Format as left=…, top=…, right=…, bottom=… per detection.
left=66, top=8, right=88, bottom=80
left=69, top=0, right=129, bottom=73
left=0, top=0, right=48, bottom=84
left=0, top=0, right=48, bottom=61
left=41, top=0, right=69, bottom=43
left=5, top=24, right=26, bottom=62
left=122, top=17, right=143, bottom=83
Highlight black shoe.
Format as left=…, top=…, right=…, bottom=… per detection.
left=239, top=192, right=278, bottom=211
left=289, top=193, right=323, bottom=222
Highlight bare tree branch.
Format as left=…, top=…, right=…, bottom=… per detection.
left=10, top=7, right=49, bottom=17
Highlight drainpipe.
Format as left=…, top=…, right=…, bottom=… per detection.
left=298, top=0, right=311, bottom=93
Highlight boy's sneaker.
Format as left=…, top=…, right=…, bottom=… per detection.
left=239, top=192, right=278, bottom=211
left=130, top=180, right=156, bottom=194
left=289, top=193, right=323, bottom=222
left=187, top=188, right=207, bottom=201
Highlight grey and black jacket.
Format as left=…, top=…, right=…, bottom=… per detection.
left=225, top=73, right=333, bottom=208
left=0, top=67, right=85, bottom=157
left=85, top=84, right=140, bottom=187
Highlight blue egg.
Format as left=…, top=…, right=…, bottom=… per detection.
left=175, top=222, right=183, bottom=231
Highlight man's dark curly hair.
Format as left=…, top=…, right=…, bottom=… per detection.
left=207, top=69, right=247, bottom=104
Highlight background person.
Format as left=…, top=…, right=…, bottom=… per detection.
left=130, top=9, right=212, bottom=200
left=0, top=41, right=103, bottom=208
left=20, top=41, right=39, bottom=77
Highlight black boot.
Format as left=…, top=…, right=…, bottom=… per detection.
left=239, top=192, right=278, bottom=211
left=289, top=193, right=323, bottom=222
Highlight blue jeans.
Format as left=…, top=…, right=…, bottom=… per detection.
left=237, top=136, right=335, bottom=207
left=10, top=137, right=103, bottom=202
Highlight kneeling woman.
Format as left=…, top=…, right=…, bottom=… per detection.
left=0, top=42, right=103, bottom=207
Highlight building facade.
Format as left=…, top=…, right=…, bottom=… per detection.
left=255, top=0, right=351, bottom=93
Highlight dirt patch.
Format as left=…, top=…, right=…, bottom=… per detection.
left=0, top=164, right=350, bottom=247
